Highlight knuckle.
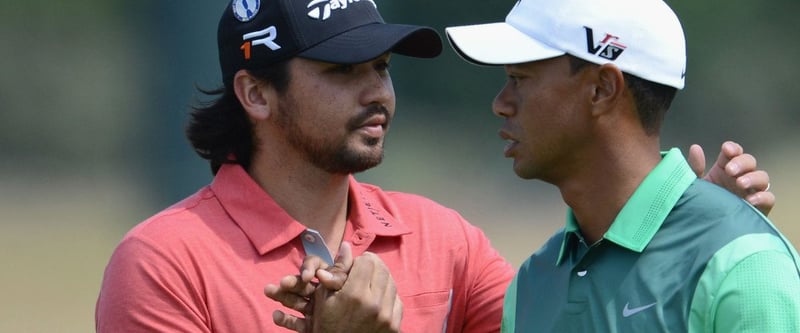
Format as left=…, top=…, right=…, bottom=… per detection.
left=375, top=310, right=394, bottom=328
left=362, top=301, right=382, bottom=317
left=361, top=251, right=380, bottom=262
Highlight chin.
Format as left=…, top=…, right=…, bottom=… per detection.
left=327, top=147, right=384, bottom=174
left=512, top=163, right=538, bottom=180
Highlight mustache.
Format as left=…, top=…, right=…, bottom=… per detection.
left=346, top=104, right=391, bottom=131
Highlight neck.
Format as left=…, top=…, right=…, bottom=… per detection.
left=248, top=152, right=350, bottom=254
left=558, top=138, right=661, bottom=244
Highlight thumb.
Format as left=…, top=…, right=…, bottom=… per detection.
left=687, top=144, right=706, bottom=178
left=316, top=242, right=354, bottom=291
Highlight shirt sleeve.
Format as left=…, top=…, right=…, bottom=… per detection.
left=95, top=235, right=211, bottom=333
left=689, top=232, right=800, bottom=333
left=459, top=220, right=516, bottom=333
left=500, top=273, right=519, bottom=333
left=712, top=250, right=800, bottom=332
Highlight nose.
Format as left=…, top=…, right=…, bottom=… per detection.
left=361, top=70, right=395, bottom=108
left=492, top=82, right=515, bottom=118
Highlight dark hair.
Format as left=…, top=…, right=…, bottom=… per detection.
left=567, top=55, right=677, bottom=135
left=186, top=61, right=291, bottom=175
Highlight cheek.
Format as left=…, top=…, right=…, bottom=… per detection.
left=376, top=77, right=396, bottom=116
left=515, top=96, right=575, bottom=156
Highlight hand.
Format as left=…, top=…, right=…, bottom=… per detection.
left=310, top=251, right=403, bottom=333
left=265, top=242, right=353, bottom=332
left=687, top=141, right=775, bottom=215
left=266, top=242, right=402, bottom=333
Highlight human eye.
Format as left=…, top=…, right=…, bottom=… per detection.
left=375, top=60, right=390, bottom=72
left=373, top=54, right=391, bottom=73
left=330, top=64, right=355, bottom=74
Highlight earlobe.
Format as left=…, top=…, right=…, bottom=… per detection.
left=233, top=69, right=272, bottom=121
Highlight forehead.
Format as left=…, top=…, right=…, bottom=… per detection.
left=294, top=53, right=392, bottom=67
left=505, top=56, right=570, bottom=73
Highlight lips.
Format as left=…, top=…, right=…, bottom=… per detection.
left=347, top=105, right=391, bottom=137
left=358, top=114, right=387, bottom=137
left=361, top=114, right=387, bottom=128
left=498, top=129, right=518, bottom=157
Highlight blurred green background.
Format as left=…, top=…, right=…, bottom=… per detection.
left=1, top=0, right=798, bottom=331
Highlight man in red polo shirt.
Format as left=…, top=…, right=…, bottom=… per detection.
left=95, top=0, right=774, bottom=332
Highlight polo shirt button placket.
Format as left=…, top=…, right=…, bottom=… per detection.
left=353, top=233, right=364, bottom=245
left=351, top=231, right=375, bottom=253
left=566, top=265, right=590, bottom=315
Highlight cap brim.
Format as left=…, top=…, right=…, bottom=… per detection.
left=299, top=23, right=442, bottom=64
left=445, top=22, right=564, bottom=66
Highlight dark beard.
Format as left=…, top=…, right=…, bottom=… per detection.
left=277, top=103, right=391, bottom=174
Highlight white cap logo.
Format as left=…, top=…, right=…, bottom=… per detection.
left=307, top=0, right=377, bottom=21
left=307, top=0, right=332, bottom=20
left=232, top=0, right=260, bottom=22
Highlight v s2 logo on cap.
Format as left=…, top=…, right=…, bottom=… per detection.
left=584, top=27, right=627, bottom=61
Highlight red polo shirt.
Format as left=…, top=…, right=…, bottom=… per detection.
left=96, top=164, right=513, bottom=332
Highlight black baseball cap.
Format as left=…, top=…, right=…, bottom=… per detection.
left=218, top=0, right=443, bottom=86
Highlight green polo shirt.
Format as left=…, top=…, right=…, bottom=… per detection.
left=502, top=148, right=800, bottom=332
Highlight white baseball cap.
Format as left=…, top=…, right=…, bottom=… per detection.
left=445, top=0, right=686, bottom=89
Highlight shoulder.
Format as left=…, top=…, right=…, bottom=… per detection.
left=668, top=179, right=796, bottom=272
left=681, top=179, right=758, bottom=214
left=114, top=186, right=226, bottom=258
left=672, top=179, right=772, bottom=234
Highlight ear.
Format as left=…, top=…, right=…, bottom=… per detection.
left=233, top=69, right=274, bottom=121
left=590, top=63, right=626, bottom=116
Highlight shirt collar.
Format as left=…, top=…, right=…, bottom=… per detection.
left=346, top=179, right=412, bottom=237
left=557, top=148, right=697, bottom=265
left=210, top=164, right=411, bottom=255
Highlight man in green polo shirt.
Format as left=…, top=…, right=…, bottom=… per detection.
left=446, top=0, right=800, bottom=331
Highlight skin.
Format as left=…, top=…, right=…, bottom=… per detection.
left=264, top=55, right=774, bottom=332
left=235, top=54, right=403, bottom=332
left=496, top=57, right=656, bottom=241
left=688, top=142, right=774, bottom=215
left=496, top=57, right=602, bottom=185
left=266, top=242, right=403, bottom=333
left=493, top=56, right=772, bottom=243
left=234, top=54, right=395, bottom=251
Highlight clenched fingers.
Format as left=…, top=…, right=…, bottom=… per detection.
left=264, top=275, right=315, bottom=312
left=317, top=242, right=354, bottom=291
left=273, top=310, right=309, bottom=333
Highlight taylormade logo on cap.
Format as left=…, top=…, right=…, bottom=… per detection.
left=445, top=0, right=687, bottom=89
left=307, top=0, right=377, bottom=21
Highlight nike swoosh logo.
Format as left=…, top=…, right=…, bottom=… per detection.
left=622, top=302, right=657, bottom=317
